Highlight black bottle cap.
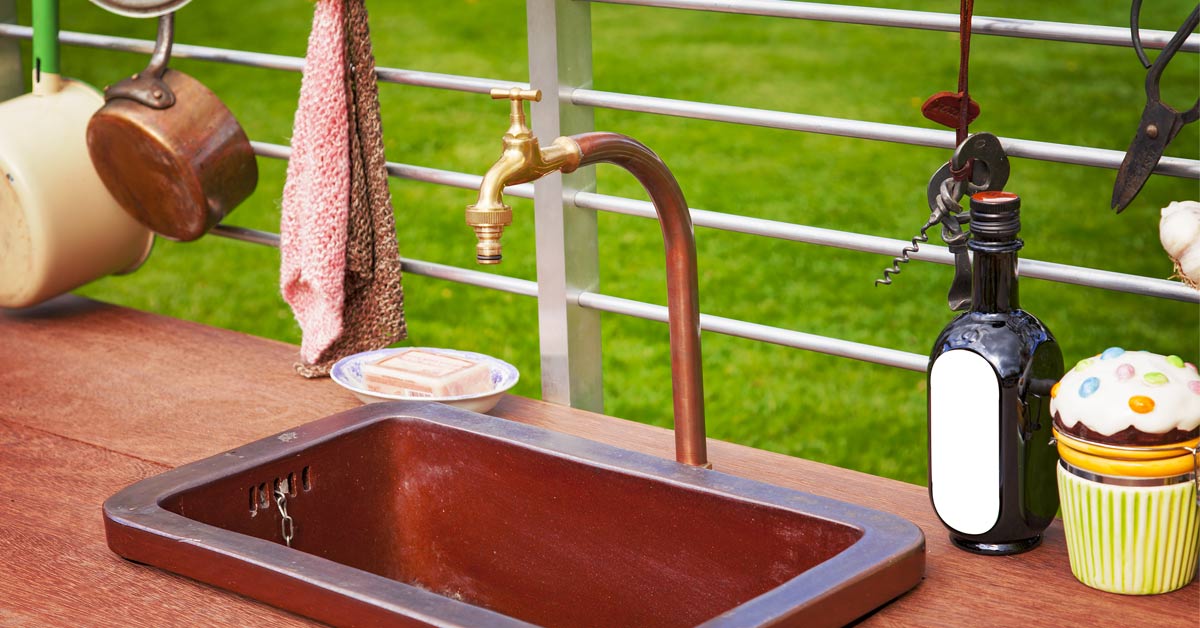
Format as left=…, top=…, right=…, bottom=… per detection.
left=969, top=191, right=1022, bottom=247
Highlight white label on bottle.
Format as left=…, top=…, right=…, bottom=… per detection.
left=929, top=349, right=1000, bottom=535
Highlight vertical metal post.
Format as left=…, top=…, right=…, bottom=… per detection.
left=0, top=0, right=22, bottom=100
left=526, top=0, right=603, bottom=411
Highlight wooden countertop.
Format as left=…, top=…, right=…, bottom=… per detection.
left=0, top=295, right=1195, bottom=627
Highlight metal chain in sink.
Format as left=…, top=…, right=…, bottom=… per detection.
left=273, top=485, right=295, bottom=548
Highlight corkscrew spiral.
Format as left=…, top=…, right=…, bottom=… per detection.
left=875, top=222, right=934, bottom=286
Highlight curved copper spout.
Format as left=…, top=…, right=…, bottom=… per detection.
left=465, top=96, right=709, bottom=467
left=571, top=132, right=708, bottom=468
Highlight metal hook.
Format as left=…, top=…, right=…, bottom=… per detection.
left=145, top=12, right=175, bottom=79
left=102, top=12, right=177, bottom=109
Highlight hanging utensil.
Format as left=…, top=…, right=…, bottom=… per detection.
left=0, top=0, right=153, bottom=308
left=86, top=0, right=192, bottom=18
left=1111, top=2, right=1199, bottom=213
left=942, top=133, right=1010, bottom=310
left=878, top=0, right=997, bottom=312
left=87, top=12, right=257, bottom=242
left=877, top=134, right=1009, bottom=310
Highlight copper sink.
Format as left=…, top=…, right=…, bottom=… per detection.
left=104, top=402, right=924, bottom=627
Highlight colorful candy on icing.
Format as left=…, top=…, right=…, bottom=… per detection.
left=1050, top=349, right=1200, bottom=438
left=1128, top=395, right=1155, bottom=414
left=1116, top=363, right=1135, bottom=380
left=1100, top=347, right=1125, bottom=360
left=1143, top=372, right=1168, bottom=386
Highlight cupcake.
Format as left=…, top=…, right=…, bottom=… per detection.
left=1051, top=348, right=1200, bottom=446
left=1051, top=348, right=1200, bottom=595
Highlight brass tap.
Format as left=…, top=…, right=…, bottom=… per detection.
left=466, top=87, right=582, bottom=263
left=463, top=91, right=711, bottom=468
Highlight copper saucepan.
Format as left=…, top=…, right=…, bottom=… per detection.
left=87, top=12, right=257, bottom=242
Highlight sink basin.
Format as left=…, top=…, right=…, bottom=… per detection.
left=104, top=402, right=924, bottom=627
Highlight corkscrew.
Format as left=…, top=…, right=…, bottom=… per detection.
left=873, top=162, right=971, bottom=290
left=876, top=215, right=936, bottom=288
left=875, top=133, right=1010, bottom=310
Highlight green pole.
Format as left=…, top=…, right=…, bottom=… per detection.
left=32, top=0, right=58, bottom=77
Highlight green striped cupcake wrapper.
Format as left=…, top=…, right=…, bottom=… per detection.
left=1058, top=461, right=1199, bottom=595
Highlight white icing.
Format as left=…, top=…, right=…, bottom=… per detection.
left=1050, top=350, right=1200, bottom=437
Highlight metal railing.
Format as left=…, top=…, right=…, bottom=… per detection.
left=3, top=1, right=1196, bottom=412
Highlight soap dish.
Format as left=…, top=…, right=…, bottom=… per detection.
left=330, top=347, right=519, bottom=413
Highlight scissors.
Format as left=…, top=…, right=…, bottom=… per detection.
left=1111, top=2, right=1200, bottom=213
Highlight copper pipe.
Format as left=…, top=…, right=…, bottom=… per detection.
left=571, top=132, right=708, bottom=468
left=464, top=91, right=708, bottom=467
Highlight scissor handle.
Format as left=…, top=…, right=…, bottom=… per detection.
left=1143, top=4, right=1200, bottom=103
left=1131, top=0, right=1152, bottom=69
left=1183, top=100, right=1200, bottom=125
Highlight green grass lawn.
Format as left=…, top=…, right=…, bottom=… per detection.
left=27, top=0, right=1199, bottom=484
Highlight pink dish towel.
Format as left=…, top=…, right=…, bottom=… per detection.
left=280, top=0, right=350, bottom=365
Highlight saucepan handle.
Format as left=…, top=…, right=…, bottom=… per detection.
left=144, top=13, right=174, bottom=79
left=103, top=12, right=177, bottom=109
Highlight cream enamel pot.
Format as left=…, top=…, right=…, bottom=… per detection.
left=0, top=0, right=153, bottom=308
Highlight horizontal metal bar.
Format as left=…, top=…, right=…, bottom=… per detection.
left=0, top=24, right=520, bottom=94
left=576, top=291, right=928, bottom=371
left=11, top=24, right=1195, bottom=179
left=212, top=218, right=1194, bottom=367
left=33, top=11, right=1190, bottom=384
left=588, top=0, right=1200, bottom=52
left=574, top=191, right=1200, bottom=303
left=570, top=89, right=1200, bottom=179
left=208, top=218, right=1188, bottom=373
left=400, top=258, right=540, bottom=298
left=248, top=141, right=1198, bottom=304
left=251, top=141, right=538, bottom=199
left=208, top=223, right=925, bottom=371
left=209, top=224, right=280, bottom=247
left=209, top=224, right=538, bottom=297
left=4, top=4, right=1191, bottom=86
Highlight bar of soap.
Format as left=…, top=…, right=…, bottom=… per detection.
left=362, top=350, right=493, bottom=398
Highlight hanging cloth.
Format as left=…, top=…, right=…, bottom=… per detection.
left=282, top=0, right=406, bottom=378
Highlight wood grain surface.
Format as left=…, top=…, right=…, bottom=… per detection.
left=0, top=419, right=319, bottom=627
left=0, top=295, right=1195, bottom=627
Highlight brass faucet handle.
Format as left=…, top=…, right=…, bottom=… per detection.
left=489, top=87, right=541, bottom=102
left=490, top=87, right=542, bottom=139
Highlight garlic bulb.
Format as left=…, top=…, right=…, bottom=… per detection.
left=1160, top=200, right=1200, bottom=289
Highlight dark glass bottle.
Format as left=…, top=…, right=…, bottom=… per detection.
left=927, top=191, right=1063, bottom=555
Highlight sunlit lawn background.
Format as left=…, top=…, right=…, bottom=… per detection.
left=26, top=0, right=1199, bottom=484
